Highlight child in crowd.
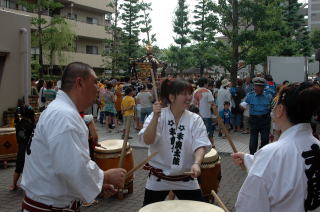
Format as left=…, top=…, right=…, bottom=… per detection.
left=219, top=101, right=232, bottom=138
left=121, top=87, right=135, bottom=139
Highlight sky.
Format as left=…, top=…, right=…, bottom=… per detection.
left=140, top=0, right=307, bottom=49
left=145, top=0, right=196, bottom=49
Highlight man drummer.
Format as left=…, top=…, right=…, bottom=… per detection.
left=21, top=62, right=127, bottom=212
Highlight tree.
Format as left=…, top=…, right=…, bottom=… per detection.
left=172, top=0, right=191, bottom=72
left=213, top=0, right=252, bottom=84
left=311, top=29, right=320, bottom=50
left=242, top=0, right=284, bottom=76
left=120, top=0, right=142, bottom=73
left=192, top=0, right=218, bottom=76
left=165, top=45, right=194, bottom=73
left=19, top=0, right=66, bottom=77
left=279, top=0, right=311, bottom=57
left=173, top=0, right=191, bottom=49
left=105, top=0, right=125, bottom=76
left=44, top=22, right=76, bottom=74
left=140, top=1, right=156, bottom=45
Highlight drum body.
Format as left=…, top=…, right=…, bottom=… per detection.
left=199, top=148, right=222, bottom=197
left=0, top=128, right=18, bottom=161
left=94, top=139, right=134, bottom=193
left=139, top=200, right=224, bottom=212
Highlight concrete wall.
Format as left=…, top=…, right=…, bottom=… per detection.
left=0, top=10, right=31, bottom=126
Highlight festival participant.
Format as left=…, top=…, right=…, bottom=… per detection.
left=244, top=77, right=273, bottom=154
left=21, top=62, right=126, bottom=212
left=9, top=106, right=35, bottom=191
left=232, top=82, right=320, bottom=212
left=139, top=79, right=212, bottom=206
left=192, top=77, right=215, bottom=145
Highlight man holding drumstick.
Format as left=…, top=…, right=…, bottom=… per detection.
left=20, top=62, right=126, bottom=212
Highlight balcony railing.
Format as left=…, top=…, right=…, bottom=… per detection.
left=0, top=3, right=109, bottom=27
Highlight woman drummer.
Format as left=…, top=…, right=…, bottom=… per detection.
left=139, top=79, right=212, bottom=206
left=233, top=82, right=320, bottom=212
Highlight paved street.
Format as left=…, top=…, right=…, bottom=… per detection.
left=0, top=122, right=252, bottom=212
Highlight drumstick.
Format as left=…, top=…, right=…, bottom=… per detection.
left=184, top=171, right=193, bottom=175
left=211, top=105, right=238, bottom=153
left=118, top=116, right=132, bottom=168
left=126, top=152, right=158, bottom=179
left=150, top=67, right=159, bottom=102
left=211, top=190, right=229, bottom=212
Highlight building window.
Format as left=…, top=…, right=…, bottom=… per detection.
left=86, top=17, right=98, bottom=25
left=105, top=45, right=111, bottom=55
left=0, top=0, right=7, bottom=8
left=86, top=46, right=98, bottom=55
left=67, top=13, right=77, bottom=21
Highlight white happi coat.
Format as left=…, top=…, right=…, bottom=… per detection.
left=21, top=90, right=104, bottom=208
left=236, top=123, right=320, bottom=212
left=139, top=107, right=212, bottom=191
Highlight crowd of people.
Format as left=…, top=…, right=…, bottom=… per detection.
left=9, top=62, right=320, bottom=211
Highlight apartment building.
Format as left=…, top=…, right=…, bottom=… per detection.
left=0, top=0, right=113, bottom=73
left=308, top=0, right=320, bottom=30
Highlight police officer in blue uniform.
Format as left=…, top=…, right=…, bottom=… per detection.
left=245, top=77, right=273, bottom=154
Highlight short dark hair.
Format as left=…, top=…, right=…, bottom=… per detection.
left=125, top=87, right=133, bottom=95
left=265, top=74, right=273, bottom=82
left=146, top=83, right=153, bottom=90
left=61, top=62, right=93, bottom=92
left=198, top=77, right=208, bottom=87
left=46, top=80, right=53, bottom=89
left=224, top=101, right=230, bottom=105
left=106, top=83, right=113, bottom=90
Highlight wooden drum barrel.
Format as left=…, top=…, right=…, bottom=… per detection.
left=139, top=200, right=224, bottom=212
left=94, top=139, right=134, bottom=194
left=199, top=148, right=222, bottom=199
left=0, top=128, right=18, bottom=161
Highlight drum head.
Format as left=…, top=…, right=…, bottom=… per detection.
left=95, top=139, right=129, bottom=153
left=139, top=200, right=224, bottom=212
left=0, top=128, right=15, bottom=134
left=202, top=148, right=219, bottom=164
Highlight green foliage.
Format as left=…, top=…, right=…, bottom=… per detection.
left=120, top=0, right=143, bottom=72
left=170, top=0, right=192, bottom=72
left=19, top=0, right=73, bottom=77
left=191, top=0, right=218, bottom=75
left=105, top=0, right=127, bottom=75
left=43, top=21, right=76, bottom=66
left=164, top=45, right=194, bottom=72
left=213, top=0, right=254, bottom=83
left=173, top=0, right=191, bottom=48
left=242, top=0, right=284, bottom=68
left=278, top=0, right=311, bottom=56
left=311, top=29, right=320, bottom=50
left=140, top=2, right=157, bottom=45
